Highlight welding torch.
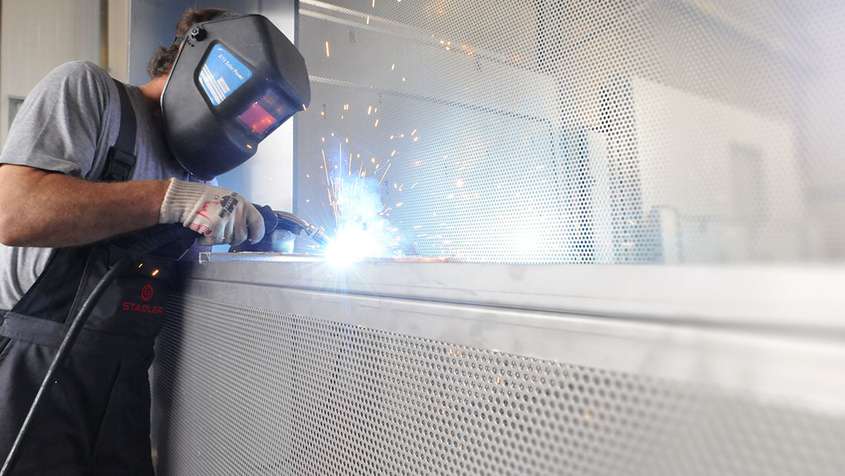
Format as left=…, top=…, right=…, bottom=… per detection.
left=230, top=205, right=329, bottom=253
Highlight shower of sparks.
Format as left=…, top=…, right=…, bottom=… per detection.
left=322, top=161, right=404, bottom=266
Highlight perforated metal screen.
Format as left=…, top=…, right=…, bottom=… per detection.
left=153, top=295, right=845, bottom=475
left=294, top=0, right=845, bottom=263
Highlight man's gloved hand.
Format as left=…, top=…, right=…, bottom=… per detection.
left=159, top=178, right=265, bottom=245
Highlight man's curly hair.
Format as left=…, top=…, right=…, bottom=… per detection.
left=146, top=8, right=230, bottom=78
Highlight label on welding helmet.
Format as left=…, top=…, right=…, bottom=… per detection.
left=198, top=43, right=253, bottom=107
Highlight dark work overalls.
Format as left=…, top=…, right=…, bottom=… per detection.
left=0, top=81, right=194, bottom=475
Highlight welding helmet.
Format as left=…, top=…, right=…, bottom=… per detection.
left=161, top=14, right=310, bottom=180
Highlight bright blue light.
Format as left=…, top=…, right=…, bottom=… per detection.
left=322, top=174, right=403, bottom=267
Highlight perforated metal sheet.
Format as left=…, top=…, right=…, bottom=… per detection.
left=294, top=0, right=845, bottom=263
left=152, top=294, right=845, bottom=475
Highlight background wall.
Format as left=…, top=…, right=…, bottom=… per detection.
left=0, top=0, right=103, bottom=147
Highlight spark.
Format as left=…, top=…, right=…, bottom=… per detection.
left=366, top=15, right=370, bottom=24
left=320, top=148, right=335, bottom=222
left=413, top=136, right=419, bottom=142
left=373, top=119, right=380, bottom=128
left=325, top=40, right=331, bottom=58
left=395, top=202, right=404, bottom=207
left=367, top=105, right=373, bottom=115
left=371, top=0, right=375, bottom=7
left=151, top=269, right=160, bottom=277
left=410, top=129, right=417, bottom=136
left=343, top=104, right=349, bottom=111
left=390, top=149, right=397, bottom=157
left=378, top=162, right=392, bottom=184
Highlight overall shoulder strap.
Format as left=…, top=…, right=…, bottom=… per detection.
left=100, top=79, right=137, bottom=182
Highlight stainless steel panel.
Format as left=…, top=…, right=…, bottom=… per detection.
left=152, top=267, right=845, bottom=475
left=294, top=0, right=845, bottom=264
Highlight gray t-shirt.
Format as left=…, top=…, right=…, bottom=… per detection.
left=0, top=61, right=191, bottom=310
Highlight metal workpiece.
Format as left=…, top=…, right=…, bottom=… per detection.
left=189, top=254, right=845, bottom=332
left=151, top=258, right=845, bottom=476
left=148, top=0, right=845, bottom=473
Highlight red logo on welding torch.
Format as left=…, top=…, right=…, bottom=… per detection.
left=140, top=283, right=154, bottom=302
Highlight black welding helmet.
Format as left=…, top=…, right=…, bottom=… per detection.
left=161, top=14, right=310, bottom=180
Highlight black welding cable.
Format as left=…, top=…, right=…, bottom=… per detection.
left=0, top=258, right=132, bottom=476
left=1, top=225, right=197, bottom=475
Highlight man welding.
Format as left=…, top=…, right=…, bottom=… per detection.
left=0, top=8, right=309, bottom=474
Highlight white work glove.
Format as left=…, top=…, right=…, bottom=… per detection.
left=159, top=178, right=265, bottom=246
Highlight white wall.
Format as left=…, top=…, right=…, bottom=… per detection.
left=108, top=0, right=130, bottom=82
left=0, top=0, right=103, bottom=147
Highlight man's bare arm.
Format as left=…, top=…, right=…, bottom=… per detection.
left=0, top=164, right=169, bottom=247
